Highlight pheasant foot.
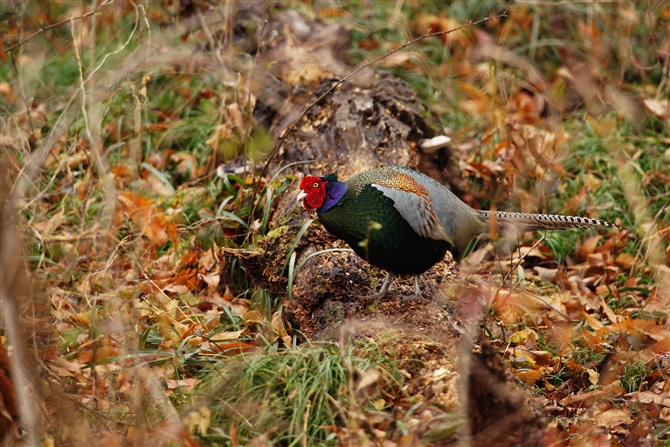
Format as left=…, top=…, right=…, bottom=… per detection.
left=400, top=275, right=429, bottom=301
left=354, top=272, right=394, bottom=301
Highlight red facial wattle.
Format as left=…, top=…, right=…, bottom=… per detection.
left=299, top=176, right=327, bottom=210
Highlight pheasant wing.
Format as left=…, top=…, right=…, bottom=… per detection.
left=371, top=177, right=454, bottom=245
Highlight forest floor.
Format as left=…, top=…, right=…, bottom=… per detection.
left=1, top=2, right=669, bottom=446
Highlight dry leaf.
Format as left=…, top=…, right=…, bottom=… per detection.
left=594, top=408, right=633, bottom=428
left=508, top=328, right=537, bottom=344
left=615, top=253, right=635, bottom=269
left=516, top=369, right=543, bottom=385
left=586, top=368, right=600, bottom=385
left=643, top=98, right=669, bottom=119
left=209, top=329, right=245, bottom=341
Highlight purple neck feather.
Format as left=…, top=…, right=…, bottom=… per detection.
left=319, top=180, right=347, bottom=212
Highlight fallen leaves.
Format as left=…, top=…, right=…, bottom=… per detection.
left=473, top=211, right=668, bottom=445
left=115, top=191, right=178, bottom=248
left=644, top=98, right=669, bottom=122
left=2, top=1, right=669, bottom=446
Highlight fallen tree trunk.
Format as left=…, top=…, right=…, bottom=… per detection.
left=242, top=70, right=464, bottom=338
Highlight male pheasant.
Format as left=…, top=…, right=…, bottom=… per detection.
left=297, top=166, right=621, bottom=300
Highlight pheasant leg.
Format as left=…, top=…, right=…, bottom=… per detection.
left=355, top=272, right=394, bottom=301
left=401, top=275, right=428, bottom=301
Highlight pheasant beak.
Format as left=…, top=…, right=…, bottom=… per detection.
left=297, top=190, right=307, bottom=207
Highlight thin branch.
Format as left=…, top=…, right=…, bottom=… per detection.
left=4, top=0, right=114, bottom=53
left=502, top=234, right=546, bottom=285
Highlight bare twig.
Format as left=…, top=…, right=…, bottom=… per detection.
left=502, top=234, right=547, bottom=285
left=4, top=0, right=114, bottom=53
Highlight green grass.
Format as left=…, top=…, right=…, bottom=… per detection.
left=620, top=360, right=652, bottom=394
left=194, top=340, right=405, bottom=446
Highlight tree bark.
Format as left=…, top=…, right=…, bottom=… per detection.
left=240, top=71, right=463, bottom=338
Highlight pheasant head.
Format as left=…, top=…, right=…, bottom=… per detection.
left=297, top=174, right=347, bottom=212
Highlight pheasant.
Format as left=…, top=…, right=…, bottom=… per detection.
left=297, top=166, right=622, bottom=300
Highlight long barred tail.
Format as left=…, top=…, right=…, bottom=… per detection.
left=479, top=210, right=623, bottom=232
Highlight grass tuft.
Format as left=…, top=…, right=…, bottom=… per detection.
left=194, top=341, right=405, bottom=446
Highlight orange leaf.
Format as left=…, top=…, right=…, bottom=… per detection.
left=243, top=309, right=263, bottom=325
left=516, top=369, right=542, bottom=385
left=230, top=423, right=238, bottom=447
left=614, top=253, right=635, bottom=270
left=577, top=235, right=602, bottom=259
left=117, top=191, right=173, bottom=247
left=209, top=329, right=245, bottom=342
left=146, top=216, right=169, bottom=247
left=167, top=222, right=178, bottom=246
left=209, top=341, right=255, bottom=354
